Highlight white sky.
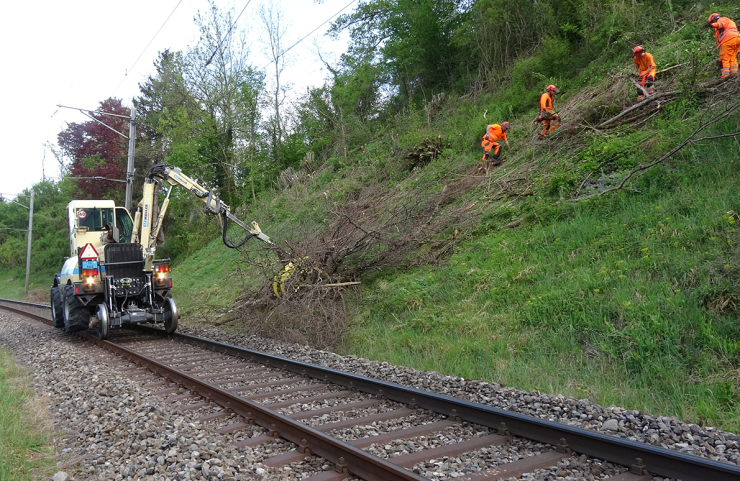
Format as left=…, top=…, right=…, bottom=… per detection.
left=0, top=0, right=353, bottom=200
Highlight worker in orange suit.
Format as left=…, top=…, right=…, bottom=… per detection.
left=533, top=85, right=560, bottom=139
left=481, top=121, right=510, bottom=167
left=632, top=45, right=656, bottom=100
left=708, top=13, right=740, bottom=78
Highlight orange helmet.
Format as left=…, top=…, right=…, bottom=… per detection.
left=632, top=45, right=645, bottom=56
left=501, top=121, right=510, bottom=130
left=708, top=13, right=721, bottom=23
left=546, top=84, right=557, bottom=93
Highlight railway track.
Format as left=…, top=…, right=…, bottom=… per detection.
left=1, top=298, right=739, bottom=481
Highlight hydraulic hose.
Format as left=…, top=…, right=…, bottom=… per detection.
left=221, top=212, right=256, bottom=249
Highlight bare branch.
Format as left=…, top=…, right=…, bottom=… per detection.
left=599, top=99, right=740, bottom=196
left=689, top=132, right=740, bottom=143
left=597, top=90, right=681, bottom=129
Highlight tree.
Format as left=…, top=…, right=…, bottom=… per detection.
left=257, top=0, right=292, bottom=168
left=296, top=56, right=383, bottom=161
left=330, top=0, right=468, bottom=101
left=451, top=0, right=555, bottom=81
left=56, top=98, right=130, bottom=202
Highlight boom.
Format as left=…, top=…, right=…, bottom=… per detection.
left=132, top=164, right=274, bottom=270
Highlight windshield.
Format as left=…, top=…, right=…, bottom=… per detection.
left=76, top=208, right=115, bottom=232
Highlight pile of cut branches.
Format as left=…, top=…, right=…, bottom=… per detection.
left=404, top=136, right=449, bottom=171
left=231, top=163, right=488, bottom=346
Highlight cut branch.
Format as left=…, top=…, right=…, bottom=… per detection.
left=597, top=90, right=681, bottom=129
left=599, top=99, right=740, bottom=196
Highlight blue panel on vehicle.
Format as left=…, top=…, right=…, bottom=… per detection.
left=82, top=260, right=98, bottom=269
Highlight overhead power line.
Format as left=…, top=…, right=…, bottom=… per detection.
left=205, top=0, right=253, bottom=66
left=111, top=0, right=185, bottom=96
left=68, top=176, right=127, bottom=183
left=259, top=0, right=358, bottom=72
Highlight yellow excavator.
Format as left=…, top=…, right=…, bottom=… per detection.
left=50, top=164, right=277, bottom=339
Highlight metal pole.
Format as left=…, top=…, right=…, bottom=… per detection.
left=125, top=107, right=137, bottom=212
left=24, top=190, right=34, bottom=298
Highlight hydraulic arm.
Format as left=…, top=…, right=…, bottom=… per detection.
left=132, top=164, right=274, bottom=270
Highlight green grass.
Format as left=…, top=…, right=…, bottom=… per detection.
left=347, top=152, right=740, bottom=430
left=0, top=349, right=55, bottom=480
left=171, top=235, right=247, bottom=321
left=0, top=270, right=51, bottom=303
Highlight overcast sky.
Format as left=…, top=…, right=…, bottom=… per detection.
left=0, top=0, right=353, bottom=201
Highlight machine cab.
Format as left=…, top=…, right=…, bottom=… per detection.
left=67, top=200, right=134, bottom=260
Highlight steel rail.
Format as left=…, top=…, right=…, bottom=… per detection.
left=147, top=327, right=740, bottom=481
left=3, top=299, right=740, bottom=481
left=0, top=301, right=424, bottom=481
left=83, top=332, right=426, bottom=481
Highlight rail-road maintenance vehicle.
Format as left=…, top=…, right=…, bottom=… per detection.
left=50, top=164, right=274, bottom=339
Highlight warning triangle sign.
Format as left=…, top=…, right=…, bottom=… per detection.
left=79, top=243, right=99, bottom=260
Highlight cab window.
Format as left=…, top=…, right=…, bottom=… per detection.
left=76, top=208, right=115, bottom=231
left=115, top=208, right=134, bottom=243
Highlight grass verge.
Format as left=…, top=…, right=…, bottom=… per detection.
left=0, top=348, right=56, bottom=480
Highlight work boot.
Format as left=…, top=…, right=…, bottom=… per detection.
left=491, top=159, right=502, bottom=167
left=637, top=95, right=645, bottom=101
left=648, top=87, right=655, bottom=95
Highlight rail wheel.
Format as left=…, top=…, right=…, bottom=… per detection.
left=63, top=285, right=89, bottom=332
left=96, top=304, right=110, bottom=340
left=164, top=298, right=179, bottom=335
left=50, top=286, right=64, bottom=328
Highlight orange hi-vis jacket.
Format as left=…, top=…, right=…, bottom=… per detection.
left=482, top=124, right=507, bottom=154
left=483, top=124, right=507, bottom=144
left=540, top=92, right=554, bottom=111
left=711, top=17, right=739, bottom=46
left=634, top=52, right=657, bottom=76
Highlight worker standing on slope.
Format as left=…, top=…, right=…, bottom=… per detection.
left=707, top=13, right=740, bottom=78
left=631, top=45, right=656, bottom=100
left=533, top=85, right=560, bottom=139
left=481, top=121, right=511, bottom=168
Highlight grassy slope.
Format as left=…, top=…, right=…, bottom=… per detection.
left=0, top=272, right=56, bottom=304
left=170, top=15, right=740, bottom=430
left=350, top=155, right=740, bottom=426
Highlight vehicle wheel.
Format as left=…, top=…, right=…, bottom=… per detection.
left=96, top=304, right=110, bottom=340
left=50, top=286, right=64, bottom=328
left=164, top=298, right=179, bottom=335
left=63, top=285, right=89, bottom=332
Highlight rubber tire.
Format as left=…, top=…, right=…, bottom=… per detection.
left=96, top=304, right=110, bottom=340
left=50, top=286, right=65, bottom=328
left=63, top=285, right=90, bottom=332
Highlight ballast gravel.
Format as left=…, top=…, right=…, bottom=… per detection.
left=1, top=307, right=739, bottom=481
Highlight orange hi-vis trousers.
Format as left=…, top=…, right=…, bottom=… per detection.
left=719, top=36, right=740, bottom=77
left=539, top=110, right=560, bottom=136
left=481, top=140, right=501, bottom=161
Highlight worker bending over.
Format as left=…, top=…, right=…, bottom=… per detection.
left=481, top=121, right=510, bottom=167
left=533, top=85, right=560, bottom=139
left=708, top=13, right=740, bottom=78
left=632, top=45, right=656, bottom=100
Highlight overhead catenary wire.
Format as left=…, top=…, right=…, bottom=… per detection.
left=258, top=0, right=358, bottom=72
left=111, top=0, right=185, bottom=97
left=204, top=0, right=253, bottom=66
